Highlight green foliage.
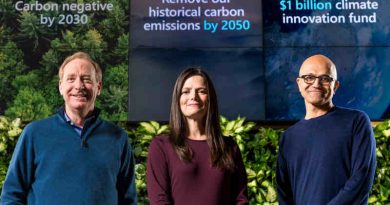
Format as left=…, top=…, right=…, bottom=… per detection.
left=99, top=64, right=128, bottom=121
left=369, top=120, right=390, bottom=204
left=0, top=1, right=18, bottom=27
left=51, top=29, right=108, bottom=54
left=97, top=3, right=127, bottom=44
left=40, top=50, right=61, bottom=79
left=220, top=116, right=256, bottom=152
left=0, top=43, right=25, bottom=114
left=42, top=77, right=63, bottom=113
left=0, top=26, right=13, bottom=44
left=1, top=117, right=389, bottom=205
left=81, top=29, right=107, bottom=59
left=5, top=88, right=52, bottom=121
left=0, top=116, right=23, bottom=189
left=1, top=0, right=129, bottom=120
left=112, top=34, right=129, bottom=62
left=17, top=11, right=48, bottom=50
left=220, top=116, right=280, bottom=204
left=11, top=71, right=41, bottom=90
left=128, top=118, right=390, bottom=205
left=51, top=30, right=78, bottom=51
left=127, top=121, right=170, bottom=204
left=103, top=64, right=128, bottom=87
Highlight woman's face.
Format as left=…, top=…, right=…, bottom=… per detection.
left=179, top=75, right=208, bottom=121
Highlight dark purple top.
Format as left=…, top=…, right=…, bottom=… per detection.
left=147, top=135, right=248, bottom=205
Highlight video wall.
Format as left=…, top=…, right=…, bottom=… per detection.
left=130, top=0, right=263, bottom=121
left=0, top=0, right=389, bottom=122
left=130, top=0, right=390, bottom=121
left=264, top=0, right=390, bottom=120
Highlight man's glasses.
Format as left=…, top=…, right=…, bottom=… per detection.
left=299, top=75, right=334, bottom=85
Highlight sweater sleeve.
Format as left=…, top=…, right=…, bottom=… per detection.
left=146, top=137, right=173, bottom=205
left=232, top=142, right=249, bottom=205
left=0, top=126, right=35, bottom=205
left=327, top=113, right=376, bottom=205
left=276, top=132, right=294, bottom=205
left=116, top=136, right=138, bottom=205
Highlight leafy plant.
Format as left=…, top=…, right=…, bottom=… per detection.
left=0, top=116, right=23, bottom=189
left=0, top=42, right=25, bottom=114
left=5, top=88, right=52, bottom=121
left=99, top=64, right=128, bottom=121
left=220, top=116, right=281, bottom=204
left=1, top=117, right=389, bottom=205
left=369, top=120, right=390, bottom=204
left=17, top=11, right=48, bottom=50
left=127, top=121, right=169, bottom=205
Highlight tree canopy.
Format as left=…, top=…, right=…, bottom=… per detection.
left=0, top=0, right=129, bottom=121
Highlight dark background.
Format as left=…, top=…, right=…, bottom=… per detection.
left=129, top=0, right=389, bottom=121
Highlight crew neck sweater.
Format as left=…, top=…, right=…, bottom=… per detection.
left=147, top=135, right=248, bottom=205
left=277, top=107, right=376, bottom=205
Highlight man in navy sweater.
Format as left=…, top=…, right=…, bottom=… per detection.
left=277, top=54, right=376, bottom=204
left=0, top=52, right=137, bottom=205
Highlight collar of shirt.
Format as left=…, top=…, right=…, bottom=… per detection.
left=64, top=111, right=83, bottom=136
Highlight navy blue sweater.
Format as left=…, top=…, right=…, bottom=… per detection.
left=0, top=108, right=137, bottom=205
left=277, top=107, right=376, bottom=205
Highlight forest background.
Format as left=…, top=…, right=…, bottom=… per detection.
left=0, top=0, right=129, bottom=121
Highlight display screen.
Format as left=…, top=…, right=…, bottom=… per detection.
left=0, top=0, right=129, bottom=121
left=130, top=0, right=389, bottom=121
left=263, top=0, right=390, bottom=120
left=130, top=0, right=264, bottom=121
left=2, top=0, right=388, bottom=122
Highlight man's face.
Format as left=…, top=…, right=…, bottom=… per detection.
left=59, top=58, right=101, bottom=114
left=296, top=57, right=339, bottom=107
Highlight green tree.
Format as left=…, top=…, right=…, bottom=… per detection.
left=39, top=49, right=62, bottom=79
left=17, top=11, right=48, bottom=50
left=5, top=87, right=52, bottom=121
left=0, top=116, right=23, bottom=190
left=97, top=3, right=127, bottom=44
left=0, top=42, right=25, bottom=114
left=112, top=33, right=129, bottom=63
left=1, top=0, right=129, bottom=121
left=11, top=71, right=41, bottom=90
left=104, top=64, right=128, bottom=87
left=98, top=64, right=128, bottom=121
left=42, top=76, right=63, bottom=112
left=0, top=1, right=19, bottom=30
left=0, top=26, right=13, bottom=45
left=51, top=30, right=79, bottom=52
left=81, top=29, right=107, bottom=60
left=50, top=30, right=106, bottom=60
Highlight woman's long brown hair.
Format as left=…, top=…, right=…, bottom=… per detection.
left=169, top=67, right=234, bottom=171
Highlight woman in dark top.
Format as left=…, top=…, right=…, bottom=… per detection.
left=147, top=67, right=248, bottom=205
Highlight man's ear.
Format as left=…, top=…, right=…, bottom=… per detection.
left=333, top=80, right=340, bottom=93
left=296, top=77, right=302, bottom=90
left=97, top=81, right=102, bottom=96
left=58, top=80, right=63, bottom=95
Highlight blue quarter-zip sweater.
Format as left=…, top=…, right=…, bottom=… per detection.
left=0, top=108, right=137, bottom=205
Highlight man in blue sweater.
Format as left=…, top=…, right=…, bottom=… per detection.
left=277, top=54, right=376, bottom=204
left=0, top=52, right=138, bottom=205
